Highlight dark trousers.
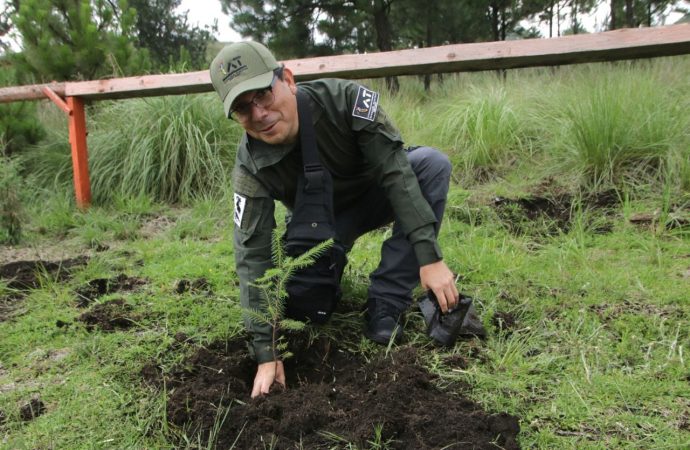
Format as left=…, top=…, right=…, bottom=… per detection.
left=334, top=146, right=452, bottom=312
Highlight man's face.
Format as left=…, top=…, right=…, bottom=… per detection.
left=232, top=68, right=299, bottom=146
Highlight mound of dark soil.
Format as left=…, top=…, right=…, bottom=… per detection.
left=0, top=257, right=89, bottom=321
left=150, top=337, right=520, bottom=449
left=77, top=298, right=139, bottom=331
left=493, top=190, right=617, bottom=236
left=19, top=398, right=46, bottom=421
left=174, top=277, right=213, bottom=295
left=0, top=257, right=89, bottom=292
left=492, top=311, right=518, bottom=333
left=74, top=274, right=147, bottom=307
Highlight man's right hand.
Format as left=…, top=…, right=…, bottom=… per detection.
left=251, top=360, right=286, bottom=398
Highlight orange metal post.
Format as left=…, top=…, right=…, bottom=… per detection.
left=66, top=96, right=91, bottom=208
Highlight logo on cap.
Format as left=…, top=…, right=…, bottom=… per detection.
left=220, top=56, right=248, bottom=82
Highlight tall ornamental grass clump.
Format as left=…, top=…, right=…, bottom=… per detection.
left=88, top=94, right=242, bottom=204
left=373, top=77, right=442, bottom=148
left=23, top=94, right=242, bottom=204
left=547, top=62, right=687, bottom=192
left=436, top=85, right=527, bottom=179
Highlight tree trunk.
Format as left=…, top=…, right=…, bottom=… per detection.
left=372, top=0, right=398, bottom=93
left=423, top=0, right=433, bottom=92
left=572, top=1, right=579, bottom=34
left=646, top=2, right=652, bottom=27
left=610, top=0, right=617, bottom=29
left=497, top=4, right=506, bottom=80
left=489, top=4, right=500, bottom=41
left=625, top=0, right=634, bottom=27
left=557, top=0, right=561, bottom=36
left=500, top=6, right=506, bottom=41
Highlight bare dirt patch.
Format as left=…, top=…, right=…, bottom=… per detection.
left=0, top=257, right=89, bottom=321
left=588, top=299, right=685, bottom=322
left=492, top=311, right=518, bottom=334
left=74, top=274, right=148, bottom=307
left=491, top=184, right=618, bottom=236
left=77, top=298, right=140, bottom=332
left=174, top=277, right=213, bottom=295
left=19, top=397, right=46, bottom=422
left=0, top=257, right=89, bottom=292
left=146, top=336, right=521, bottom=449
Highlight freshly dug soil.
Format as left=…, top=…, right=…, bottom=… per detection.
left=0, top=257, right=88, bottom=321
left=492, top=189, right=618, bottom=235
left=492, top=311, right=518, bottom=333
left=0, top=257, right=89, bottom=292
left=19, top=398, right=46, bottom=421
left=74, top=274, right=148, bottom=307
left=148, top=336, right=521, bottom=449
left=77, top=298, right=139, bottom=331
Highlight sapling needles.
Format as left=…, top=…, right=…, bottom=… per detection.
left=246, top=228, right=334, bottom=379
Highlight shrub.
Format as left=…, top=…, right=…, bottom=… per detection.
left=0, top=65, right=45, bottom=156
left=0, top=156, right=24, bottom=244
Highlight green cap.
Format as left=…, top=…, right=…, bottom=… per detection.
left=210, top=41, right=280, bottom=118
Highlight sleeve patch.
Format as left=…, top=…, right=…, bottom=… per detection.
left=233, top=193, right=247, bottom=227
left=352, top=86, right=379, bottom=121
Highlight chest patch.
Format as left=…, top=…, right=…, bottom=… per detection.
left=233, top=193, right=247, bottom=227
left=352, top=86, right=379, bottom=121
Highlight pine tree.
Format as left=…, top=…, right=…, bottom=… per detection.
left=246, top=229, right=333, bottom=364
left=12, top=0, right=149, bottom=81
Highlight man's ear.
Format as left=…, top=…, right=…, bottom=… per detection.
left=283, top=67, right=298, bottom=94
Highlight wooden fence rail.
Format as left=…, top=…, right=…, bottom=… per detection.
left=1, top=24, right=689, bottom=207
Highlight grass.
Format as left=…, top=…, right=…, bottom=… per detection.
left=549, top=63, right=687, bottom=191
left=1, top=56, right=689, bottom=448
left=21, top=94, right=244, bottom=205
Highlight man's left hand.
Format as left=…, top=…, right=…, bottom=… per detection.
left=419, top=260, right=458, bottom=313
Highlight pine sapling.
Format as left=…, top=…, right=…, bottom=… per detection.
left=246, top=228, right=334, bottom=381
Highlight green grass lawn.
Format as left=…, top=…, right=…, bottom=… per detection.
left=1, top=184, right=687, bottom=448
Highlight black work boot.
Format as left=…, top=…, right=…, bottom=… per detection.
left=365, top=299, right=404, bottom=345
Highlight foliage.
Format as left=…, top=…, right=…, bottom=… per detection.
left=609, top=0, right=682, bottom=28
left=128, top=0, right=215, bottom=71
left=0, top=0, right=17, bottom=52
left=0, top=155, right=24, bottom=244
left=220, top=0, right=687, bottom=63
left=11, top=0, right=149, bottom=81
left=220, top=0, right=337, bottom=58
left=247, top=229, right=333, bottom=362
left=0, top=64, right=45, bottom=156
left=220, top=0, right=536, bottom=61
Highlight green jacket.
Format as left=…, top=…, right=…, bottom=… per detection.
left=232, top=78, right=442, bottom=362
